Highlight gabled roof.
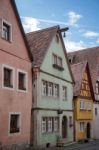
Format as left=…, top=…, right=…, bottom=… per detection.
left=26, top=26, right=59, bottom=66
left=11, top=0, right=33, bottom=61
left=68, top=46, right=99, bottom=93
left=71, top=61, right=95, bottom=100
left=26, top=25, right=74, bottom=83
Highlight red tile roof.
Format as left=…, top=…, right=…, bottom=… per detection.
left=68, top=47, right=99, bottom=94
left=71, top=61, right=95, bottom=100
left=26, top=26, right=59, bottom=66
left=71, top=61, right=87, bottom=96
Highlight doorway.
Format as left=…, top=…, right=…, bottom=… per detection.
left=62, top=116, right=67, bottom=138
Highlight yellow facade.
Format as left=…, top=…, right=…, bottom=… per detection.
left=74, top=71, right=93, bottom=141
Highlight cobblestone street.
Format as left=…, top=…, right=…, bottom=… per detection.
left=26, top=140, right=99, bottom=150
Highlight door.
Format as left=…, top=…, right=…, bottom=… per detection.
left=86, top=122, right=91, bottom=138
left=62, top=116, right=67, bottom=138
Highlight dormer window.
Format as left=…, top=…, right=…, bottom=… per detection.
left=2, top=19, right=12, bottom=42
left=52, top=54, right=64, bottom=71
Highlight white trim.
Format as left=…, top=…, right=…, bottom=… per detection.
left=17, top=69, right=28, bottom=93
left=2, top=19, right=12, bottom=42
left=2, top=64, right=15, bottom=90
left=8, top=112, right=21, bottom=136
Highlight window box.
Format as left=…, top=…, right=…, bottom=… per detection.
left=53, top=64, right=64, bottom=71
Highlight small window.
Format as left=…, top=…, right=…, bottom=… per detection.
left=3, top=65, right=14, bottom=89
left=80, top=100, right=86, bottom=110
left=48, top=82, right=53, bottom=96
left=42, top=81, right=47, bottom=96
left=95, top=108, right=98, bottom=116
left=54, top=117, right=59, bottom=132
left=17, top=70, right=27, bottom=91
left=96, top=81, right=99, bottom=94
left=53, top=54, right=57, bottom=65
left=42, top=117, right=47, bottom=133
left=53, top=84, right=59, bottom=98
left=48, top=117, right=53, bottom=132
left=2, top=20, right=12, bottom=42
left=58, top=57, right=62, bottom=67
left=62, top=86, right=67, bottom=100
left=10, top=114, right=20, bottom=134
left=88, top=102, right=92, bottom=111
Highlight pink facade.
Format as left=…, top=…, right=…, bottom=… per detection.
left=0, top=0, right=32, bottom=148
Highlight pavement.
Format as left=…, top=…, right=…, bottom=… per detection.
left=26, top=140, right=99, bottom=150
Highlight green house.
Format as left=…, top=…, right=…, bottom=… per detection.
left=27, top=26, right=74, bottom=147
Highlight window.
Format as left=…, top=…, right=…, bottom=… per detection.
left=41, top=117, right=59, bottom=134
left=9, top=114, right=20, bottom=134
left=17, top=70, right=27, bottom=92
left=54, top=117, right=58, bottom=132
left=48, top=82, right=53, bottom=96
left=42, top=80, right=59, bottom=98
left=96, top=81, right=99, bottom=94
left=58, top=57, right=62, bottom=67
left=80, top=100, right=86, bottom=110
left=52, top=54, right=64, bottom=71
left=53, top=84, right=59, bottom=98
left=42, top=81, right=47, bottom=96
left=88, top=102, right=91, bottom=111
left=53, top=54, right=57, bottom=65
left=2, top=20, right=12, bottom=42
left=79, top=122, right=85, bottom=132
left=48, top=117, right=53, bottom=132
left=42, top=117, right=47, bottom=133
left=3, top=65, right=14, bottom=89
left=62, top=86, right=67, bottom=100
left=69, top=116, right=73, bottom=126
left=95, top=108, right=98, bottom=116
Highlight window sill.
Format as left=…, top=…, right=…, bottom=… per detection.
left=17, top=88, right=27, bottom=93
left=2, top=85, right=14, bottom=91
left=2, top=37, right=12, bottom=43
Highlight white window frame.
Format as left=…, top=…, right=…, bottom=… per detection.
left=42, top=80, right=47, bottom=96
left=17, top=69, right=28, bottom=93
left=2, top=19, right=12, bottom=42
left=62, top=86, right=67, bottom=100
left=41, top=117, right=46, bottom=133
left=48, top=82, right=53, bottom=97
left=48, top=117, right=53, bottom=132
left=80, top=100, right=86, bottom=110
left=8, top=112, right=21, bottom=136
left=88, top=102, right=92, bottom=111
left=2, top=64, right=15, bottom=90
left=54, top=117, right=58, bottom=132
left=79, top=122, right=85, bottom=132
left=53, top=84, right=59, bottom=98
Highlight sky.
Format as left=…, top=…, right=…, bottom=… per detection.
left=15, top=0, right=99, bottom=52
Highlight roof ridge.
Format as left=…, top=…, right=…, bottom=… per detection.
left=68, top=46, right=99, bottom=54
left=27, top=25, right=59, bottom=35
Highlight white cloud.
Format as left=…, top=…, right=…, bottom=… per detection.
left=64, top=40, right=86, bottom=52
left=21, top=17, right=41, bottom=32
left=67, top=11, right=82, bottom=26
left=83, top=31, right=99, bottom=38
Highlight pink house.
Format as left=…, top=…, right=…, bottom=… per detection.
left=0, top=0, right=33, bottom=149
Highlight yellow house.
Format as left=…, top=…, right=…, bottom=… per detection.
left=71, top=61, right=95, bottom=141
